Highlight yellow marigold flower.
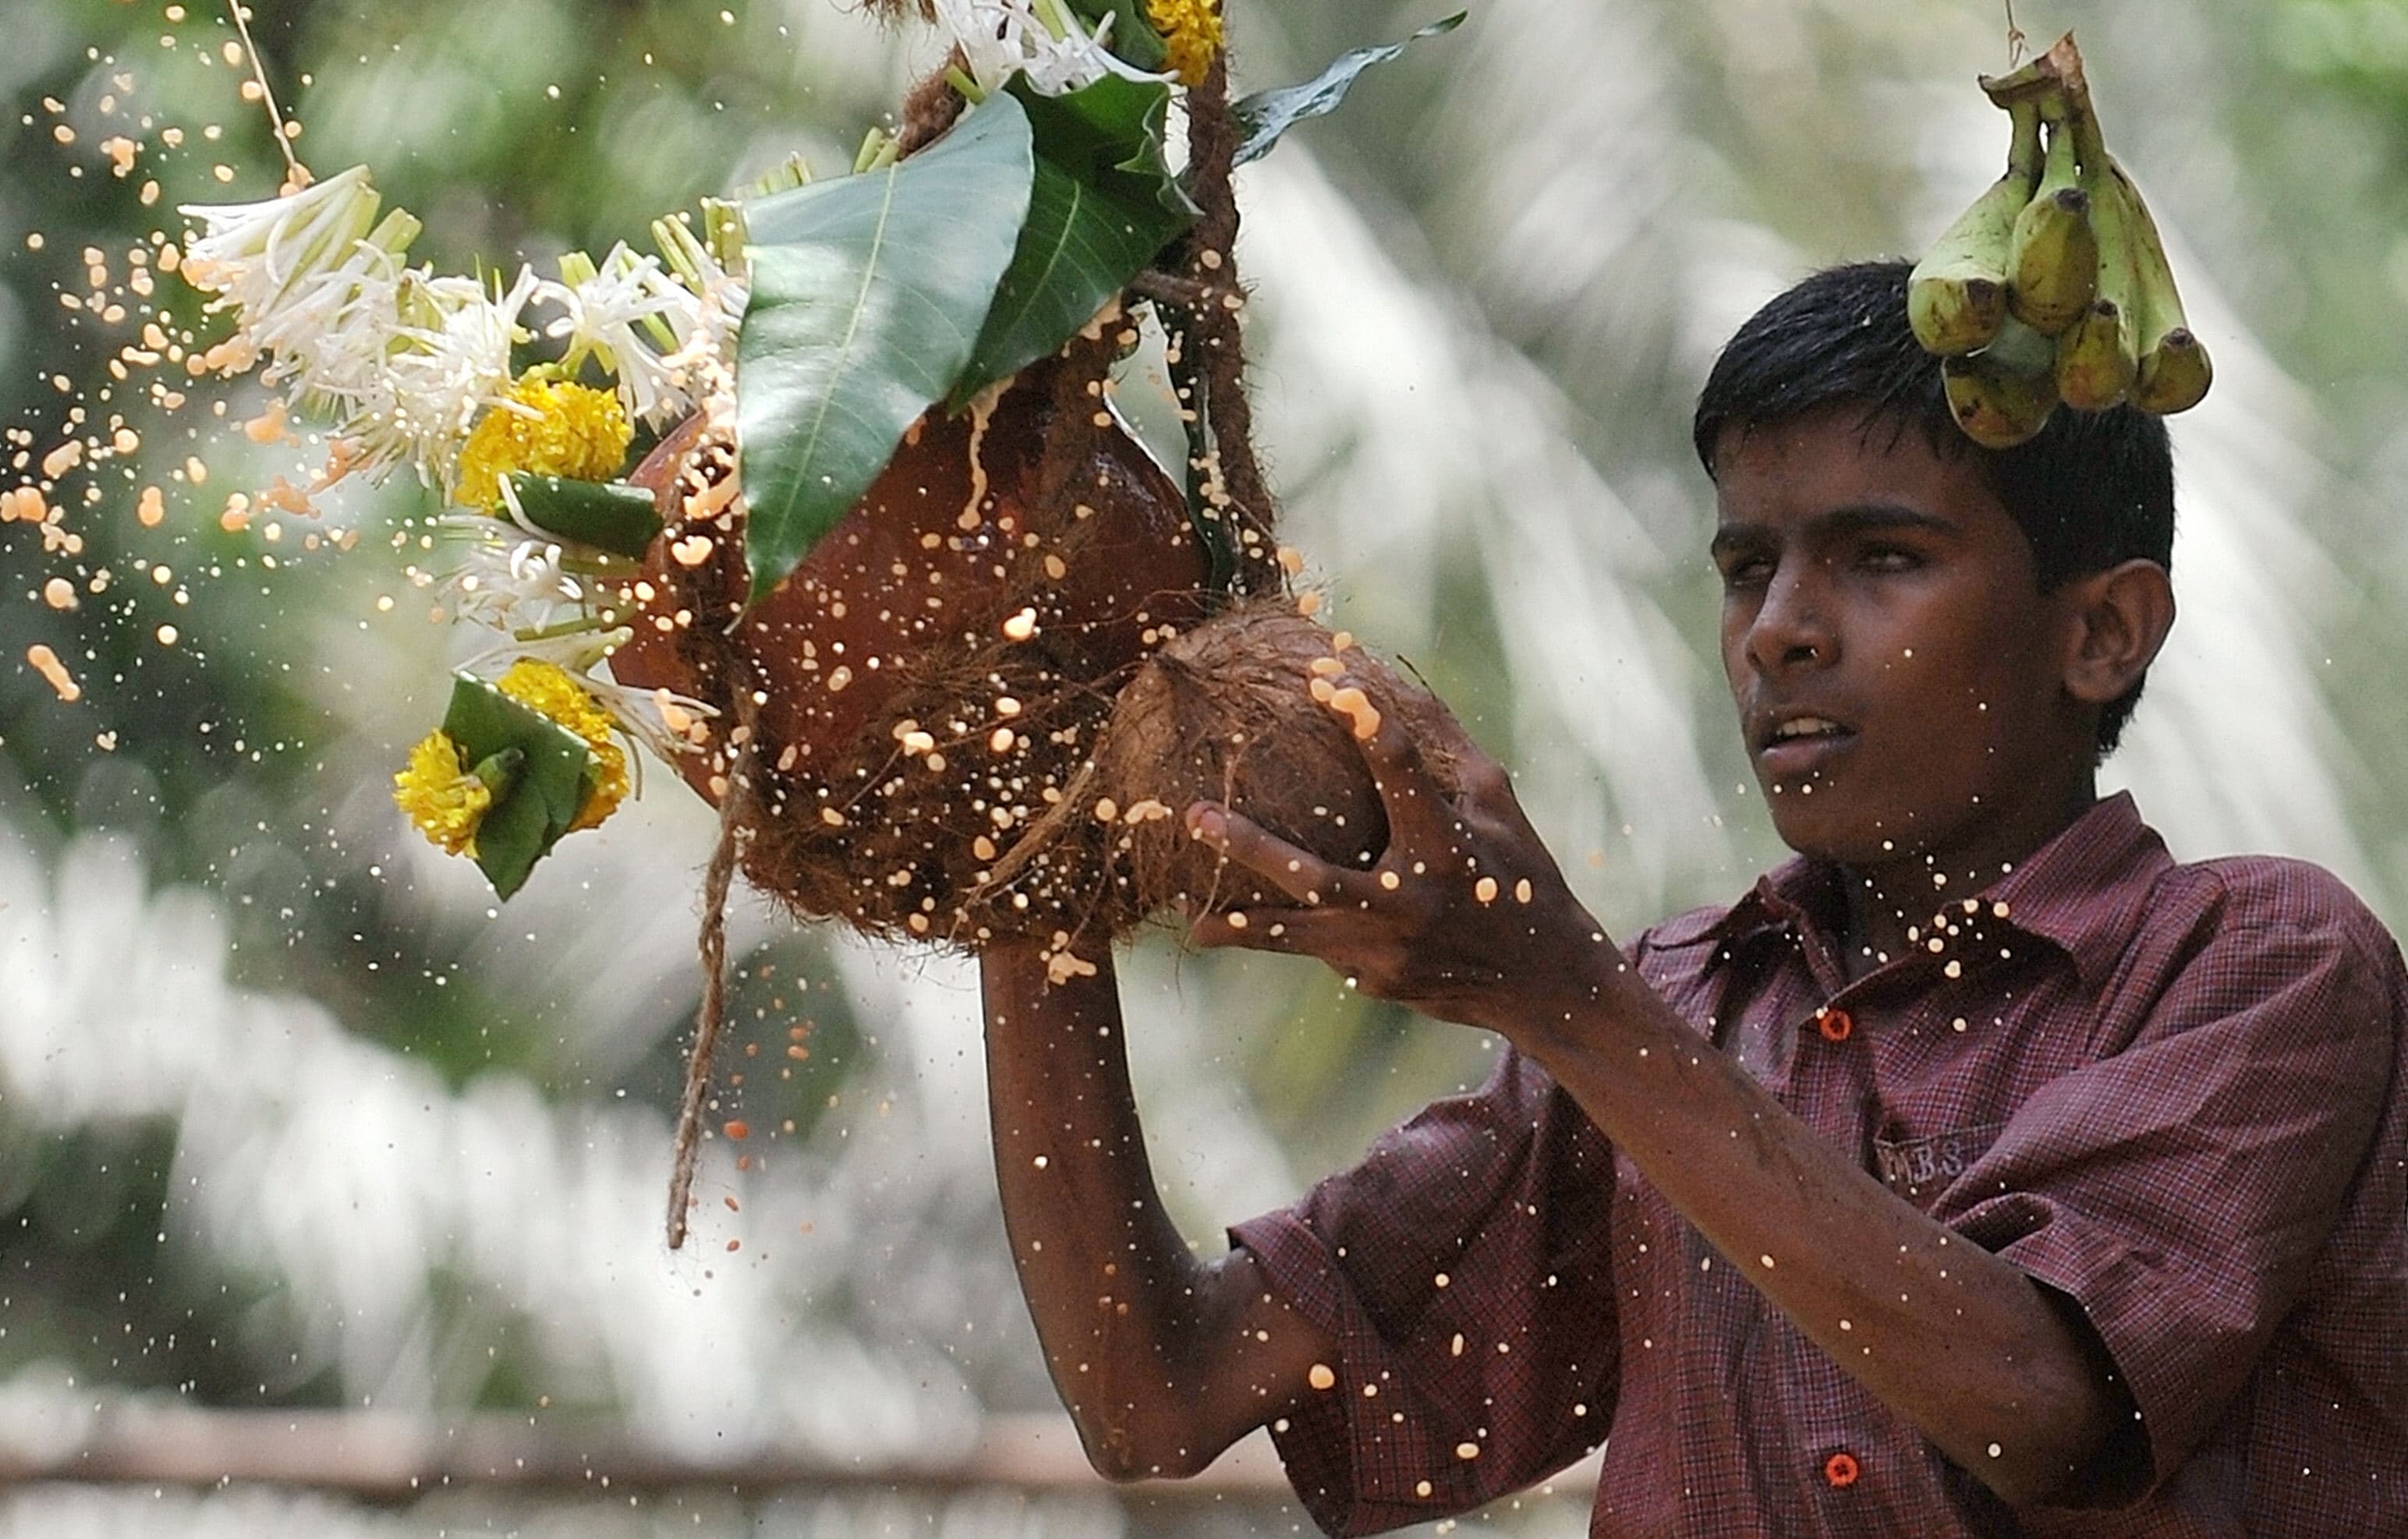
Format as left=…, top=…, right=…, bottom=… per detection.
left=1146, top=0, right=1222, bottom=87
left=394, top=730, right=493, bottom=856
left=453, top=373, right=632, bottom=511
left=494, top=658, right=630, bottom=832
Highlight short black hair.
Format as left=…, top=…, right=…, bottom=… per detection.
left=1691, top=260, right=2175, bottom=757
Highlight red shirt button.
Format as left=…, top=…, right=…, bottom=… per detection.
left=1824, top=1450, right=1861, bottom=1488
left=1815, top=1007, right=1854, bottom=1042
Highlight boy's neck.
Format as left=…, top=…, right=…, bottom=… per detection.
left=1830, top=776, right=2102, bottom=982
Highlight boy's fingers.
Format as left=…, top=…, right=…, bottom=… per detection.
left=1340, top=683, right=1461, bottom=854
left=1186, top=801, right=1349, bottom=907
left=1387, top=688, right=1514, bottom=813
left=1188, top=907, right=1342, bottom=956
left=1415, top=695, right=1487, bottom=767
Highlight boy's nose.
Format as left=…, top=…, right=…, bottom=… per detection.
left=1744, top=568, right=1836, bottom=674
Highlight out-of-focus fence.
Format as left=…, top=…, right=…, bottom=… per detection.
left=0, top=1403, right=1606, bottom=1534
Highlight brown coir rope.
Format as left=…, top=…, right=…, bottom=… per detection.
left=663, top=695, right=758, bottom=1251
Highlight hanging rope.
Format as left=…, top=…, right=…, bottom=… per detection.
left=219, top=1, right=306, bottom=186
left=663, top=695, right=758, bottom=1251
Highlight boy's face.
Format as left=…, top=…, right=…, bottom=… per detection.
left=1709, top=405, right=2097, bottom=879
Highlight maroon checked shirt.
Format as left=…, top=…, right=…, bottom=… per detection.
left=1231, top=794, right=2408, bottom=1535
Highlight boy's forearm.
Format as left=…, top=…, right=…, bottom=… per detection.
left=1511, top=963, right=2128, bottom=1507
left=982, top=942, right=1199, bottom=1474
left=980, top=943, right=1324, bottom=1479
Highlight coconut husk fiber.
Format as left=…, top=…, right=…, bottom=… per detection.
left=611, top=394, right=1460, bottom=954
left=610, top=347, right=1203, bottom=939
left=725, top=599, right=1467, bottom=958
left=1077, top=607, right=1468, bottom=926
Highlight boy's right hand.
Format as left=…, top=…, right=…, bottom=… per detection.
left=1182, top=674, right=1626, bottom=1043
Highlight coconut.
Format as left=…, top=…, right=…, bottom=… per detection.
left=1077, top=606, right=1467, bottom=925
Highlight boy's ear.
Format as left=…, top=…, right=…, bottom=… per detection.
left=2060, top=559, right=2176, bottom=708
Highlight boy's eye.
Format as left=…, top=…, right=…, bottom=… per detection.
left=1859, top=545, right=1922, bottom=572
left=1717, top=554, right=1772, bottom=587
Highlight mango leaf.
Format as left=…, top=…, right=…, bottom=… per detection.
left=441, top=674, right=597, bottom=900
left=949, top=76, right=1196, bottom=408
left=1064, top=0, right=1168, bottom=73
left=1017, top=74, right=1192, bottom=224
left=505, top=473, right=663, bottom=560
left=1231, top=12, right=1468, bottom=168
left=737, top=93, right=1035, bottom=600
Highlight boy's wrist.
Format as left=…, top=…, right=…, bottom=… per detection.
left=1480, top=924, right=1641, bottom=1053
left=979, top=939, right=1120, bottom=1043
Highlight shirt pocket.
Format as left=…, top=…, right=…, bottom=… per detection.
left=1872, top=1120, right=2009, bottom=1209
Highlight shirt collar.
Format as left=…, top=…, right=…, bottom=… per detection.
left=1702, top=792, right=2169, bottom=989
left=1710, top=857, right=1836, bottom=953
left=1977, top=791, right=2170, bottom=986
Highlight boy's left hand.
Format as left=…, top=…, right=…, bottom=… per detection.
left=1185, top=675, right=1624, bottom=1036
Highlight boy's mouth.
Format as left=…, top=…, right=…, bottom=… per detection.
left=1754, top=712, right=1857, bottom=778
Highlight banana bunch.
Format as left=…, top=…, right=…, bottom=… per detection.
left=1906, top=34, right=2211, bottom=448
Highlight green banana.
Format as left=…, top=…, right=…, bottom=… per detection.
left=1925, top=34, right=2209, bottom=436
left=1907, top=97, right=2045, bottom=356
left=2006, top=110, right=2098, bottom=335
left=2109, top=157, right=2213, bottom=414
left=2054, top=104, right=2138, bottom=410
left=2053, top=299, right=2132, bottom=412
left=2135, top=329, right=2211, bottom=415
left=1943, top=313, right=2060, bottom=448
left=1977, top=47, right=2070, bottom=104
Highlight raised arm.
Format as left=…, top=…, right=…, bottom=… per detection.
left=1184, top=691, right=2133, bottom=1509
left=980, top=940, right=1336, bottom=1480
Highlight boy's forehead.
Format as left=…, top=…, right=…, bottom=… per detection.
left=1709, top=408, right=2003, bottom=531
left=1712, top=404, right=1934, bottom=479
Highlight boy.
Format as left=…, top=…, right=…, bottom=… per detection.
left=978, top=261, right=2408, bottom=1534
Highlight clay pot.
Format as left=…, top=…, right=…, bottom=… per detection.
left=603, top=366, right=1216, bottom=943
left=611, top=366, right=1209, bottom=805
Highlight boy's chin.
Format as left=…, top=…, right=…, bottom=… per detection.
left=1762, top=797, right=1907, bottom=869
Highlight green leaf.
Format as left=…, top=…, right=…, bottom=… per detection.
left=505, top=473, right=664, bottom=560
left=950, top=76, right=1198, bottom=408
left=441, top=675, right=597, bottom=899
left=1019, top=75, right=1194, bottom=223
left=737, top=94, right=1036, bottom=601
left=1064, top=0, right=1168, bottom=73
left=466, top=746, right=525, bottom=800
left=1231, top=12, right=1468, bottom=169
